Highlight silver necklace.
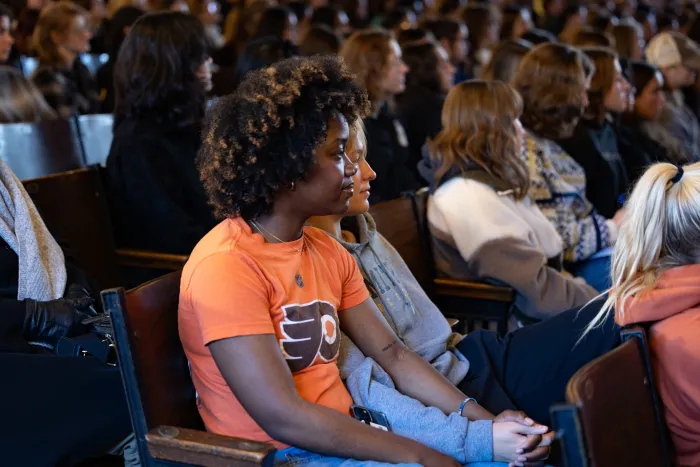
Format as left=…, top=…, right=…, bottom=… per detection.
left=250, top=219, right=305, bottom=287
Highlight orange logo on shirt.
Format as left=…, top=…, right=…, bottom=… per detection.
left=279, top=300, right=340, bottom=373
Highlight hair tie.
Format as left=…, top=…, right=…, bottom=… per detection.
left=670, top=166, right=684, bottom=185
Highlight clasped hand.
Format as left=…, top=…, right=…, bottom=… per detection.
left=493, top=410, right=554, bottom=467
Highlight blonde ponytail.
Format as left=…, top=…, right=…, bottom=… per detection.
left=583, top=162, right=700, bottom=334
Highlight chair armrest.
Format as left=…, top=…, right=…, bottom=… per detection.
left=434, top=278, right=515, bottom=302
left=115, top=249, right=188, bottom=271
left=146, top=426, right=277, bottom=467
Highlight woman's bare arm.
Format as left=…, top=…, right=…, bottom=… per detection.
left=209, top=334, right=459, bottom=467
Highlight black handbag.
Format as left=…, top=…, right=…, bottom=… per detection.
left=55, top=314, right=117, bottom=365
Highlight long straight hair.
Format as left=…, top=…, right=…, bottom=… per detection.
left=429, top=80, right=530, bottom=199
left=0, top=66, right=56, bottom=123
left=581, top=46, right=618, bottom=121
left=583, top=162, right=700, bottom=334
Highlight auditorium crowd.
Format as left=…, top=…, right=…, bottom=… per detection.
left=1, top=0, right=700, bottom=465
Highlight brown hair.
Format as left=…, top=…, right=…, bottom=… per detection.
left=0, top=66, right=56, bottom=123
left=479, top=39, right=532, bottom=83
left=582, top=46, right=618, bottom=121
left=511, top=42, right=592, bottom=140
left=460, top=4, right=501, bottom=59
left=429, top=80, right=530, bottom=199
left=572, top=26, right=615, bottom=48
left=33, top=1, right=88, bottom=65
left=340, top=28, right=395, bottom=108
left=500, top=5, right=527, bottom=41
left=611, top=22, right=642, bottom=59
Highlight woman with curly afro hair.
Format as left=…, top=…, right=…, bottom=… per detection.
left=180, top=55, right=538, bottom=467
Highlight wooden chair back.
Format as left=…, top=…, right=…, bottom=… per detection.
left=23, top=166, right=121, bottom=289
left=104, top=272, right=276, bottom=466
left=412, top=187, right=513, bottom=334
left=551, top=327, right=672, bottom=467
left=368, top=192, right=434, bottom=294
left=0, top=119, right=85, bottom=180
left=102, top=272, right=202, bottom=461
left=78, top=114, right=114, bottom=166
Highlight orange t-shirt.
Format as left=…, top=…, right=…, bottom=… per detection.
left=178, top=217, right=369, bottom=448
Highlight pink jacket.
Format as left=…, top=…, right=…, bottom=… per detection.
left=618, top=264, right=700, bottom=467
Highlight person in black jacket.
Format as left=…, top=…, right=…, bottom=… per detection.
left=0, top=158, right=130, bottom=466
left=106, top=12, right=217, bottom=255
left=558, top=47, right=631, bottom=219
left=396, top=41, right=455, bottom=182
left=618, top=60, right=685, bottom=180
left=341, top=28, right=419, bottom=203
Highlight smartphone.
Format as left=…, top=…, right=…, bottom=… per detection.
left=351, top=405, right=391, bottom=432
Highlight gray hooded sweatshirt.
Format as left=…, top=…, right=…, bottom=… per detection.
left=334, top=214, right=494, bottom=464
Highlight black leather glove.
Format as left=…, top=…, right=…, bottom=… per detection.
left=23, top=284, right=97, bottom=348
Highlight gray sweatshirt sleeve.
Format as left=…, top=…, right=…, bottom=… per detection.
left=345, top=357, right=493, bottom=464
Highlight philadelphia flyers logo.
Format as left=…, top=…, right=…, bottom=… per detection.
left=278, top=300, right=340, bottom=373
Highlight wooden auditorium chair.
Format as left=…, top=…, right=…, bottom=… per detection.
left=102, top=271, right=277, bottom=467
left=369, top=188, right=515, bottom=335
left=550, top=326, right=673, bottom=467
left=22, top=166, right=188, bottom=290
left=0, top=118, right=85, bottom=180
left=77, top=114, right=115, bottom=167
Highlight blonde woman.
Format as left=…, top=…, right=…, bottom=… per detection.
left=311, top=119, right=618, bottom=438
left=584, top=162, right=700, bottom=467
left=0, top=66, right=56, bottom=123
left=422, top=80, right=597, bottom=322
left=31, top=1, right=100, bottom=118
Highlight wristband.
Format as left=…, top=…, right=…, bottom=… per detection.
left=457, top=397, right=477, bottom=416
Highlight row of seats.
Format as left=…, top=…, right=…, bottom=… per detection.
left=23, top=164, right=513, bottom=334
left=25, top=164, right=674, bottom=466
left=0, top=114, right=113, bottom=180
left=105, top=237, right=672, bottom=467
left=22, top=166, right=187, bottom=290
left=18, top=53, right=110, bottom=79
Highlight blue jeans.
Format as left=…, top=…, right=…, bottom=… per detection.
left=274, top=447, right=530, bottom=467
left=273, top=447, right=423, bottom=466
left=274, top=447, right=551, bottom=466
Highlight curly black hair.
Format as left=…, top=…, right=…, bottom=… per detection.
left=197, top=55, right=370, bottom=221
left=113, top=12, right=209, bottom=128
